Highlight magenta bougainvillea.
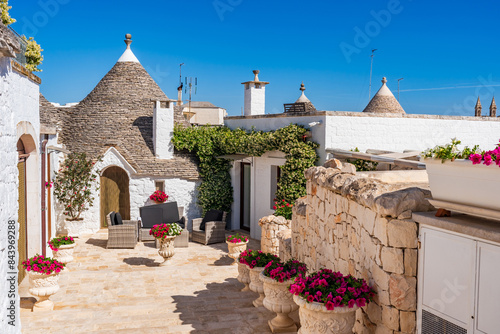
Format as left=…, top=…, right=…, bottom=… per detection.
left=289, top=268, right=375, bottom=310
left=238, top=249, right=278, bottom=269
left=22, top=255, right=65, bottom=275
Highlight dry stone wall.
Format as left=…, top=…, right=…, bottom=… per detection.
left=258, top=215, right=291, bottom=255
left=291, top=165, right=433, bottom=333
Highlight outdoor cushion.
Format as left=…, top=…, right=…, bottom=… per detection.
left=109, top=212, right=116, bottom=226
left=139, top=202, right=180, bottom=228
left=200, top=209, right=223, bottom=231
left=114, top=212, right=123, bottom=225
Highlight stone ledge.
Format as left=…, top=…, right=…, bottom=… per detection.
left=305, top=166, right=434, bottom=218
left=11, top=59, right=42, bottom=85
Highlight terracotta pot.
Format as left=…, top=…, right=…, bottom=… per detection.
left=52, top=243, right=76, bottom=265
left=293, top=295, right=358, bottom=334
left=158, top=236, right=176, bottom=266
left=261, top=273, right=298, bottom=332
left=237, top=262, right=251, bottom=292
left=227, top=240, right=248, bottom=264
left=248, top=266, right=265, bottom=307
left=28, top=271, right=61, bottom=312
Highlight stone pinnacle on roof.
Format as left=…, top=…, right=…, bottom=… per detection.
left=362, top=77, right=405, bottom=114
left=475, top=96, right=482, bottom=116
left=253, top=70, right=260, bottom=82
left=294, top=82, right=316, bottom=112
left=490, top=96, right=496, bottom=117
left=118, top=33, right=139, bottom=63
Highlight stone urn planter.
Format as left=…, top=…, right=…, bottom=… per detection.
left=425, top=158, right=500, bottom=219
left=261, top=273, right=298, bottom=333
left=293, top=295, right=358, bottom=334
left=64, top=219, right=83, bottom=238
left=158, top=236, right=176, bottom=266
left=237, top=262, right=251, bottom=292
left=52, top=243, right=76, bottom=265
left=227, top=240, right=248, bottom=264
left=249, top=266, right=265, bottom=307
left=28, top=272, right=61, bottom=311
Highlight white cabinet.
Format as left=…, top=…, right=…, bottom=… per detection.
left=418, top=226, right=500, bottom=334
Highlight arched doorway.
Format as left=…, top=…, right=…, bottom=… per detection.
left=17, top=139, right=29, bottom=283
left=100, top=166, right=130, bottom=227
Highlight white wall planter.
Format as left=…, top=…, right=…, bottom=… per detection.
left=425, top=159, right=500, bottom=215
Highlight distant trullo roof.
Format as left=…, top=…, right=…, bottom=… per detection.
left=48, top=34, right=198, bottom=179
left=362, top=77, right=405, bottom=114
left=293, top=82, right=316, bottom=113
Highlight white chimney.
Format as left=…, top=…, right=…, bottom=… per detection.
left=153, top=100, right=175, bottom=159
left=242, top=70, right=269, bottom=116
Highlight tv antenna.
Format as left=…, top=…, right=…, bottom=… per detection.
left=183, top=76, right=198, bottom=121
left=369, top=49, right=377, bottom=100
left=397, top=78, right=404, bottom=101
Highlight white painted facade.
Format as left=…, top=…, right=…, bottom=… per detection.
left=225, top=111, right=500, bottom=239
left=242, top=71, right=269, bottom=116
left=184, top=106, right=227, bottom=125
left=153, top=101, right=174, bottom=159
left=0, top=56, right=40, bottom=332
left=55, top=147, right=201, bottom=235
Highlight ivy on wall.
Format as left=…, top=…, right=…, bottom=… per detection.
left=172, top=124, right=319, bottom=214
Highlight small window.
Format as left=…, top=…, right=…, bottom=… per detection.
left=270, top=165, right=281, bottom=209
left=155, top=181, right=165, bottom=192
left=255, top=83, right=261, bottom=89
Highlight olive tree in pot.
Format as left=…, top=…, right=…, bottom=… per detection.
left=53, top=152, right=100, bottom=237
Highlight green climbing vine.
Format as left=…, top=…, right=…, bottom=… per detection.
left=172, top=124, right=319, bottom=214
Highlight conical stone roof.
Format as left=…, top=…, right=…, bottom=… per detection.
left=59, top=36, right=198, bottom=179
left=362, top=77, right=405, bottom=114
left=295, top=82, right=316, bottom=112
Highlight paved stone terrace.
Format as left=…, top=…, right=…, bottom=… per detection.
left=19, top=230, right=297, bottom=333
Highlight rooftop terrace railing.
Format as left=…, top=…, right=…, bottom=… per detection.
left=8, top=26, right=28, bottom=68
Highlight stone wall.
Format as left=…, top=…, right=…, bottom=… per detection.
left=291, top=165, right=433, bottom=333
left=258, top=215, right=291, bottom=255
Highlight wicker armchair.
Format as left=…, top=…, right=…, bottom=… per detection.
left=106, top=212, right=139, bottom=249
left=191, top=210, right=227, bottom=245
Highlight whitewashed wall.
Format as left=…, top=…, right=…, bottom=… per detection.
left=324, top=113, right=500, bottom=154
left=0, top=57, right=40, bottom=333
left=55, top=148, right=201, bottom=235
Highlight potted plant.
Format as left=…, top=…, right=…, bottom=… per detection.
left=22, top=255, right=65, bottom=311
left=289, top=268, right=375, bottom=334
left=260, top=259, right=307, bottom=332
left=150, top=190, right=168, bottom=204
left=273, top=200, right=293, bottom=220
left=226, top=233, right=249, bottom=264
left=239, top=249, right=279, bottom=307
left=53, top=152, right=100, bottom=237
left=150, top=223, right=182, bottom=266
left=48, top=236, right=76, bottom=265
left=423, top=139, right=500, bottom=214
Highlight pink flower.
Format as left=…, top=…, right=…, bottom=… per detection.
left=336, top=287, right=346, bottom=295
left=356, top=298, right=366, bottom=307
left=348, top=299, right=356, bottom=308
left=325, top=301, right=335, bottom=310
left=307, top=295, right=314, bottom=303
left=484, top=154, right=493, bottom=166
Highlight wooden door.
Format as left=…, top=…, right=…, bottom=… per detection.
left=17, top=160, right=27, bottom=283
left=239, top=162, right=251, bottom=231
left=100, top=167, right=130, bottom=227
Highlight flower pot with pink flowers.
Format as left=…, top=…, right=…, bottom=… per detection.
left=22, top=255, right=65, bottom=311
left=239, top=249, right=279, bottom=307
left=150, top=190, right=168, bottom=204
left=260, top=259, right=307, bottom=333
left=226, top=233, right=249, bottom=264
left=150, top=223, right=182, bottom=266
left=289, top=269, right=375, bottom=334
left=48, top=236, right=76, bottom=265
left=423, top=139, right=500, bottom=218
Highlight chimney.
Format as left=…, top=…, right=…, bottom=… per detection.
left=475, top=96, right=482, bottom=117
left=177, top=86, right=183, bottom=106
left=153, top=100, right=174, bottom=159
left=490, top=97, right=497, bottom=117
left=241, top=70, right=269, bottom=116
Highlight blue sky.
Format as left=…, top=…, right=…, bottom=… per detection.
left=11, top=0, right=500, bottom=116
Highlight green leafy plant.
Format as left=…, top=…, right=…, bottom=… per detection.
left=53, top=152, right=101, bottom=221
left=227, top=233, right=248, bottom=243
left=172, top=124, right=319, bottom=214
left=347, top=148, right=378, bottom=171
left=48, top=236, right=75, bottom=252
left=273, top=199, right=293, bottom=220
left=0, top=0, right=15, bottom=26
left=238, top=249, right=279, bottom=269
left=23, top=36, right=43, bottom=72
left=422, top=138, right=481, bottom=162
